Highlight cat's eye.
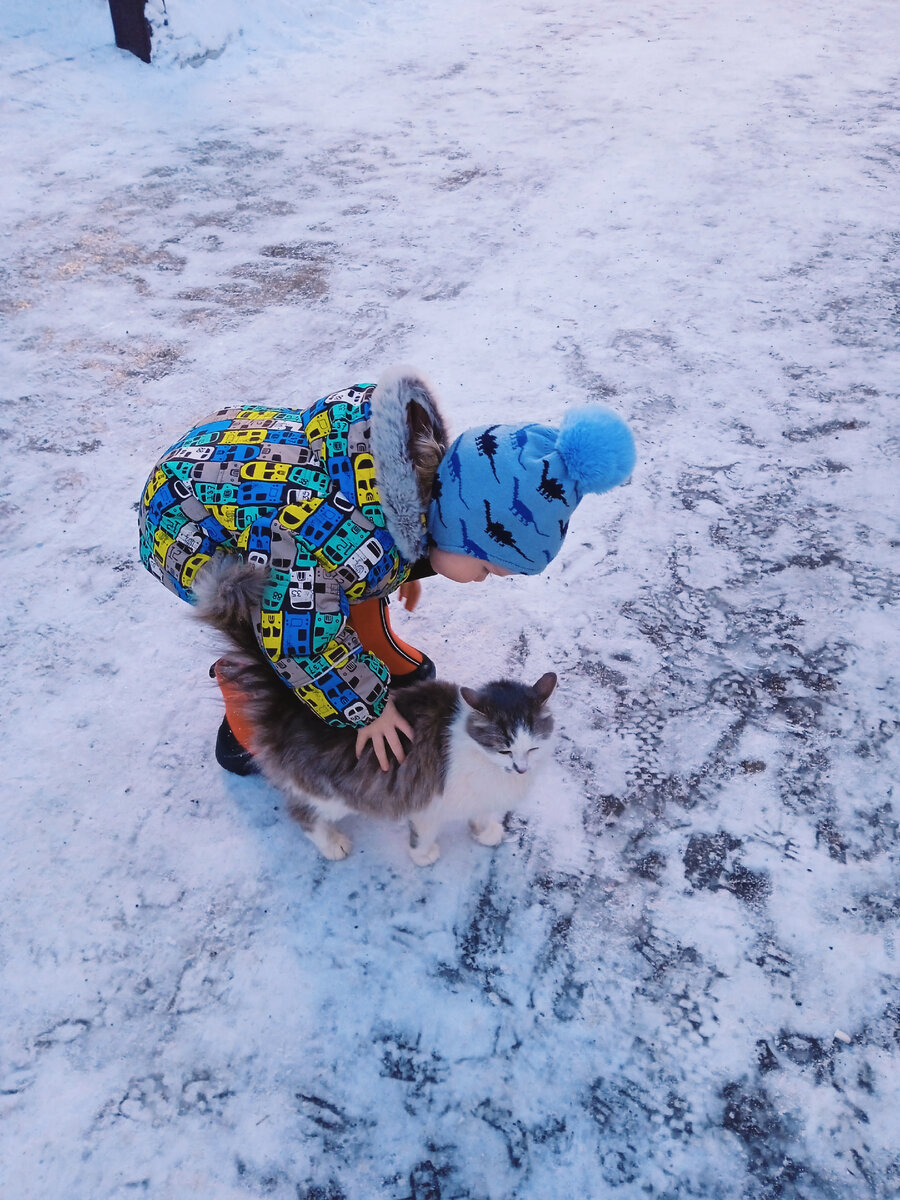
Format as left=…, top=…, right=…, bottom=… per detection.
left=499, top=750, right=512, bottom=756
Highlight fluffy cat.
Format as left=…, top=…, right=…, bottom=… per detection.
left=196, top=563, right=556, bottom=865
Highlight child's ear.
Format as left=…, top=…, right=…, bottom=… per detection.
left=532, top=672, right=557, bottom=705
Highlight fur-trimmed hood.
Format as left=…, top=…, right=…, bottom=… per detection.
left=370, top=365, right=450, bottom=563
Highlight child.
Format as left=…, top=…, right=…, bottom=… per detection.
left=138, top=366, right=635, bottom=771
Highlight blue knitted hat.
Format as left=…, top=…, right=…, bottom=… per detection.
left=427, top=407, right=636, bottom=574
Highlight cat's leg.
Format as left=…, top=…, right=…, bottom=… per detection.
left=407, top=810, right=442, bottom=867
left=286, top=793, right=352, bottom=861
left=469, top=816, right=505, bottom=847
left=306, top=819, right=352, bottom=861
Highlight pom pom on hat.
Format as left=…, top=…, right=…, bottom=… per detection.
left=557, top=406, right=636, bottom=494
left=428, top=403, right=637, bottom=575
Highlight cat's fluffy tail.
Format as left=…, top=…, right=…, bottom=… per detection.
left=192, top=557, right=266, bottom=659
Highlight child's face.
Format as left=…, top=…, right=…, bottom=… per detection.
left=429, top=547, right=514, bottom=584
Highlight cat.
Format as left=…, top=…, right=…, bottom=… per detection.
left=195, top=562, right=556, bottom=865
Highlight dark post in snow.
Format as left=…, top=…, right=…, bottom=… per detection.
left=108, top=0, right=152, bottom=63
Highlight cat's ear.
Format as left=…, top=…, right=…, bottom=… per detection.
left=532, top=672, right=557, bottom=705
left=459, top=686, right=487, bottom=714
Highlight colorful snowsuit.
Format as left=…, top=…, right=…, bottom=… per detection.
left=138, top=378, right=445, bottom=728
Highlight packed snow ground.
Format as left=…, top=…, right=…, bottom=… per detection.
left=2, top=1, right=899, bottom=1197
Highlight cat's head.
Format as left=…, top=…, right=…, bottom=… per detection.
left=459, top=673, right=557, bottom=774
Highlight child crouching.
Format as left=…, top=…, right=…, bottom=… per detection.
left=138, top=366, right=635, bottom=769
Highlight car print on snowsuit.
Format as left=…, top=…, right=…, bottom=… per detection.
left=138, top=387, right=410, bottom=728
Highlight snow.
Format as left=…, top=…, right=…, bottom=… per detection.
left=2, top=1, right=899, bottom=1197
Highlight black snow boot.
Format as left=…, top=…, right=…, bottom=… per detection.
left=215, top=717, right=260, bottom=776
left=389, top=654, right=436, bottom=689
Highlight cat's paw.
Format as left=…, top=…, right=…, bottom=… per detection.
left=409, top=841, right=441, bottom=867
left=309, top=824, right=352, bottom=861
left=470, top=818, right=504, bottom=847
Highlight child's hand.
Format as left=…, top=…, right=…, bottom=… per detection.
left=397, top=580, right=422, bottom=612
left=355, top=699, right=414, bottom=771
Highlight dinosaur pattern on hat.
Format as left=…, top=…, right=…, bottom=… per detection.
left=428, top=409, right=636, bottom=575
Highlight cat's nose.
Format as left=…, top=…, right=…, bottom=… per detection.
left=513, top=763, right=528, bottom=775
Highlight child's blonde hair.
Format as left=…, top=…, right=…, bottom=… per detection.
left=408, top=400, right=446, bottom=505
